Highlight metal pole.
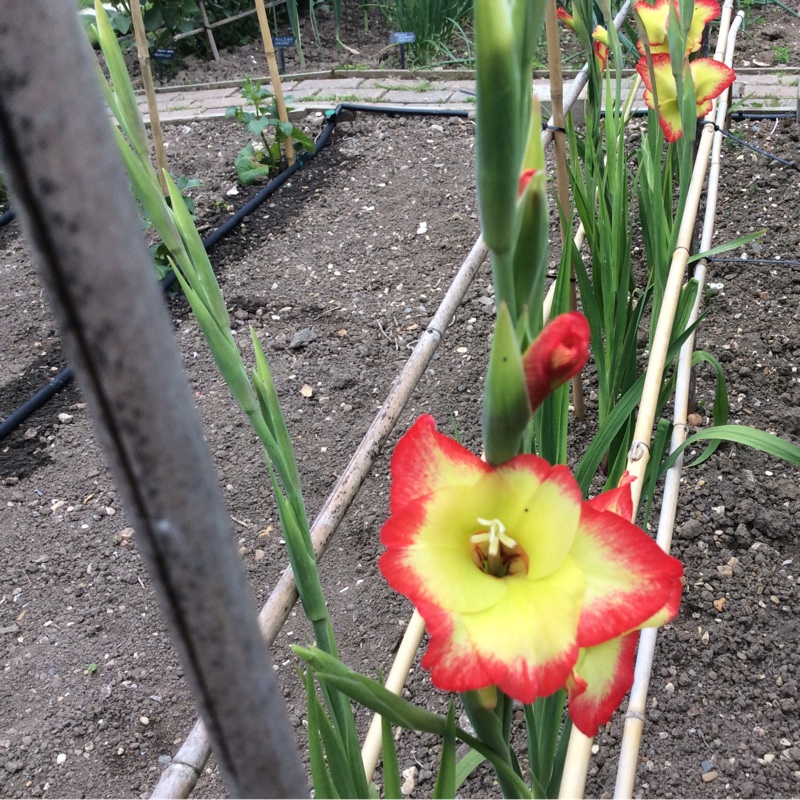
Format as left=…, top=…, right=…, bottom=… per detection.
left=0, top=4, right=307, bottom=797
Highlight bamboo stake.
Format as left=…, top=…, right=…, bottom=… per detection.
left=545, top=0, right=586, bottom=420
left=560, top=4, right=737, bottom=797
left=361, top=610, right=427, bottom=778
left=541, top=0, right=632, bottom=152
left=0, top=6, right=308, bottom=797
left=151, top=238, right=489, bottom=798
left=197, top=0, right=220, bottom=61
left=129, top=0, right=169, bottom=194
left=254, top=0, right=296, bottom=166
left=613, top=8, right=741, bottom=798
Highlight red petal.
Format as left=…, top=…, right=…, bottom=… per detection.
left=567, top=633, right=638, bottom=736
left=518, top=168, right=537, bottom=197
left=557, top=6, right=576, bottom=31
left=587, top=471, right=635, bottom=520
left=573, top=506, right=684, bottom=647
left=522, top=312, right=590, bottom=412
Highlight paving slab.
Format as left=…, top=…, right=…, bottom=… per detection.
left=136, top=71, right=797, bottom=127
left=381, top=89, right=455, bottom=104
left=303, top=88, right=389, bottom=102
left=293, top=77, right=365, bottom=92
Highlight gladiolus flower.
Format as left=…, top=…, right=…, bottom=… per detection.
left=522, top=312, right=590, bottom=412
left=636, top=53, right=735, bottom=142
left=379, top=417, right=683, bottom=733
left=635, top=0, right=720, bottom=55
left=557, top=7, right=609, bottom=70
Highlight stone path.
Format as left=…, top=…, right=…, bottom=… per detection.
left=138, top=69, right=799, bottom=125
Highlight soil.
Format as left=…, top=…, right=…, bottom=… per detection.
left=2, top=10, right=800, bottom=800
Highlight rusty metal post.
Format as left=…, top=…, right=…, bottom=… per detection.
left=0, top=4, right=307, bottom=797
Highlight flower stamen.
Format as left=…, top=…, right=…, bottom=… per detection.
left=472, top=518, right=518, bottom=576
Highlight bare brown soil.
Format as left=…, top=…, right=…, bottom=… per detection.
left=2, top=6, right=800, bottom=798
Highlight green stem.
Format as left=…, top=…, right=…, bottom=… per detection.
left=462, top=690, right=528, bottom=798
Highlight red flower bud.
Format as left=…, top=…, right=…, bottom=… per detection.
left=518, top=168, right=537, bottom=197
left=522, top=312, right=590, bottom=412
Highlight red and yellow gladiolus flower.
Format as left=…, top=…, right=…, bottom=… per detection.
left=557, top=7, right=609, bottom=70
left=379, top=418, right=683, bottom=734
left=635, top=0, right=721, bottom=56
left=636, top=52, right=735, bottom=142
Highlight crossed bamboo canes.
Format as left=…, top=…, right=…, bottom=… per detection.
left=559, top=0, right=739, bottom=796
left=612, top=6, right=744, bottom=797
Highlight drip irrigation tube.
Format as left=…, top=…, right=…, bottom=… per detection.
left=0, top=101, right=465, bottom=441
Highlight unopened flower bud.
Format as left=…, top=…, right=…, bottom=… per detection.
left=522, top=312, right=590, bottom=412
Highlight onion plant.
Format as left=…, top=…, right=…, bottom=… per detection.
left=379, top=0, right=473, bottom=66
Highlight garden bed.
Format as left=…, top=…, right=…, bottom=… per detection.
left=1, top=103, right=799, bottom=800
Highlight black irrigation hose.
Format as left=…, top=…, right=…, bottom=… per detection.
left=706, top=257, right=800, bottom=266
left=336, top=102, right=469, bottom=119
left=0, top=367, right=76, bottom=440
left=0, top=103, right=467, bottom=440
left=711, top=124, right=800, bottom=173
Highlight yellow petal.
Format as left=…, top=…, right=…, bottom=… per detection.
left=421, top=556, right=586, bottom=702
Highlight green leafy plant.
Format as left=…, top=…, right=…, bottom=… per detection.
left=225, top=77, right=315, bottom=185
left=773, top=44, right=791, bottom=65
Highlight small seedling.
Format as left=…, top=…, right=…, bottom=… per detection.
left=87, top=663, right=98, bottom=675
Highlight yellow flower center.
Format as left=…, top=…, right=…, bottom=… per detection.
left=471, top=518, right=528, bottom=578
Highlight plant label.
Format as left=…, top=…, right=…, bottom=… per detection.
left=151, top=47, right=176, bottom=85
left=273, top=36, right=296, bottom=74
left=390, top=32, right=416, bottom=45
left=390, top=32, right=416, bottom=70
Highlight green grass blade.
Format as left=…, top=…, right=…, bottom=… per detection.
left=432, top=703, right=457, bottom=799
left=381, top=716, right=402, bottom=799
left=306, top=668, right=341, bottom=799
left=455, top=749, right=485, bottom=791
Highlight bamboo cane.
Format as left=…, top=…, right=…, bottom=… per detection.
left=197, top=0, right=221, bottom=61
left=254, top=0, right=296, bottom=166
left=545, top=0, right=586, bottom=420
left=129, top=0, right=169, bottom=194
left=151, top=237, right=489, bottom=798
left=360, top=610, right=427, bottom=778
left=559, top=3, right=737, bottom=797
left=613, top=7, right=742, bottom=798
left=541, top=0, right=632, bottom=152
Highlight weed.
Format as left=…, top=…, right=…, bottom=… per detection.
left=773, top=45, right=791, bottom=65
